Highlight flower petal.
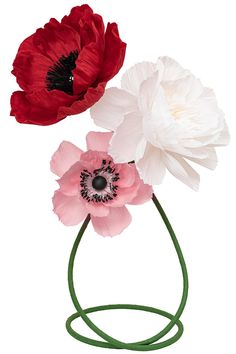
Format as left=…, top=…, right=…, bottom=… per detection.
left=53, top=190, right=87, bottom=226
left=210, top=121, right=230, bottom=146
left=115, top=163, right=137, bottom=188
left=12, top=51, right=53, bottom=92
left=50, top=141, right=83, bottom=177
left=128, top=181, right=153, bottom=205
left=10, top=89, right=77, bottom=125
left=90, top=87, right=137, bottom=130
left=136, top=144, right=166, bottom=185
left=109, top=111, right=146, bottom=163
left=163, top=152, right=200, bottom=191
left=86, top=131, right=113, bottom=152
left=139, top=72, right=170, bottom=120
left=106, top=164, right=141, bottom=207
left=62, top=5, right=105, bottom=46
left=72, top=42, right=103, bottom=95
left=159, top=56, right=190, bottom=81
left=58, top=82, right=106, bottom=119
left=33, top=18, right=81, bottom=62
left=121, top=61, right=157, bottom=96
left=79, top=150, right=110, bottom=171
left=58, top=161, right=83, bottom=196
left=91, top=206, right=131, bottom=236
left=10, top=91, right=62, bottom=125
left=85, top=203, right=109, bottom=217
left=98, top=23, right=126, bottom=82
left=186, top=148, right=217, bottom=170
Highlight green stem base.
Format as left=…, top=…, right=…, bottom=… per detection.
left=66, top=304, right=184, bottom=350
left=66, top=194, right=189, bottom=351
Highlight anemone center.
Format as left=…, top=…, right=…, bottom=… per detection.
left=46, top=50, right=78, bottom=95
left=92, top=176, right=108, bottom=191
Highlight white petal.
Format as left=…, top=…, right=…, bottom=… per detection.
left=159, top=56, right=190, bottom=81
left=136, top=144, right=166, bottom=185
left=121, top=61, right=157, bottom=96
left=210, top=120, right=230, bottom=146
left=90, top=87, right=137, bottom=131
left=163, top=152, right=200, bottom=191
left=186, top=148, right=217, bottom=170
left=109, top=111, right=146, bottom=163
left=138, top=71, right=164, bottom=113
left=139, top=72, right=176, bottom=147
left=167, top=145, right=210, bottom=159
left=175, top=91, right=225, bottom=143
left=139, top=76, right=179, bottom=149
left=162, top=75, right=204, bottom=105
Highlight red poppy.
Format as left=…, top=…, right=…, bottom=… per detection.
left=10, top=5, right=126, bottom=126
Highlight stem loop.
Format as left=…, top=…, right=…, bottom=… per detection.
left=66, top=194, right=189, bottom=351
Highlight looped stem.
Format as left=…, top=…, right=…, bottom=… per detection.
left=66, top=193, right=189, bottom=351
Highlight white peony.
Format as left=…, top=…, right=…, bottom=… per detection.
left=90, top=57, right=229, bottom=190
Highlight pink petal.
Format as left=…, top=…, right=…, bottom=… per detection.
left=85, top=202, right=110, bottom=217
left=86, top=131, right=113, bottom=152
left=116, top=163, right=136, bottom=188
left=51, top=141, right=83, bottom=177
left=91, top=206, right=131, bottom=237
left=80, top=150, right=110, bottom=171
left=58, top=161, right=83, bottom=196
left=108, top=182, right=140, bottom=207
left=53, top=190, right=87, bottom=226
left=129, top=181, right=153, bottom=205
left=110, top=165, right=152, bottom=207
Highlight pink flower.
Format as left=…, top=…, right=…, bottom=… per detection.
left=51, top=132, right=153, bottom=236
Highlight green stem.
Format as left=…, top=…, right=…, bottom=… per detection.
left=66, top=193, right=189, bottom=351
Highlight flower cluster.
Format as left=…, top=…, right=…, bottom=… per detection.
left=11, top=5, right=229, bottom=236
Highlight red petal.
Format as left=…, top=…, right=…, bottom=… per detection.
left=10, top=89, right=76, bottom=125
left=62, top=4, right=94, bottom=25
left=57, top=82, right=105, bottom=118
left=72, top=42, right=103, bottom=95
left=11, top=91, right=57, bottom=125
left=33, top=18, right=81, bottom=62
left=12, top=52, right=52, bottom=92
left=62, top=5, right=105, bottom=46
left=99, top=23, right=126, bottom=82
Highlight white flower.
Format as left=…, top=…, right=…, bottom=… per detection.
left=90, top=57, right=230, bottom=190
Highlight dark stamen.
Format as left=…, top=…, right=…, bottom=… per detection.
left=46, top=50, right=79, bottom=95
left=80, top=161, right=120, bottom=203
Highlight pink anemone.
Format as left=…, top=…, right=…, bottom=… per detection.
left=51, top=131, right=153, bottom=236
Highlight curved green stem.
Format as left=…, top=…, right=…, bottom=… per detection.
left=66, top=193, right=189, bottom=351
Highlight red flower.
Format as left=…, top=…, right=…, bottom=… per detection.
left=10, top=5, right=126, bottom=126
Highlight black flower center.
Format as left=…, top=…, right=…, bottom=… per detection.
left=46, top=50, right=78, bottom=95
left=92, top=176, right=107, bottom=191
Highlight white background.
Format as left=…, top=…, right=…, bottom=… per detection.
left=0, top=0, right=235, bottom=353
